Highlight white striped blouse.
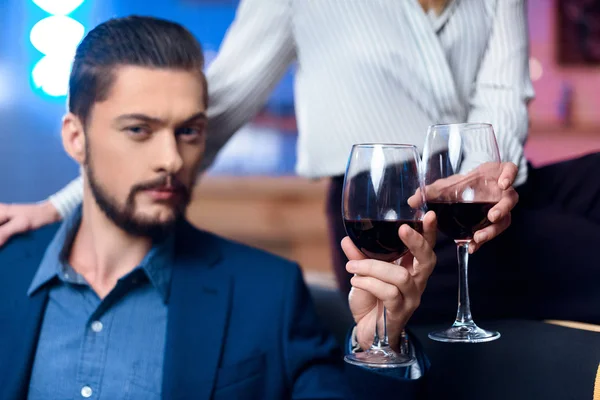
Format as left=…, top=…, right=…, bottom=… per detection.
left=49, top=0, right=534, bottom=218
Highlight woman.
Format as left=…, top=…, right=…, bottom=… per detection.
left=4, top=0, right=597, bottom=324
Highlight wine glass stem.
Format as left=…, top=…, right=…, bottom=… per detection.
left=455, top=242, right=474, bottom=326
left=372, top=301, right=390, bottom=348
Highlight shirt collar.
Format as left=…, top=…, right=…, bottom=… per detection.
left=141, top=234, right=174, bottom=303
left=27, top=205, right=174, bottom=304
left=428, top=0, right=458, bottom=33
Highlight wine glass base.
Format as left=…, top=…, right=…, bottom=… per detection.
left=344, top=347, right=416, bottom=368
left=428, top=323, right=500, bottom=343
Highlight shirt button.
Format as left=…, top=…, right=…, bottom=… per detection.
left=91, top=321, right=103, bottom=333
left=81, top=386, right=93, bottom=398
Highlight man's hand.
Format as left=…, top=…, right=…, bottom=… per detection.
left=409, top=162, right=519, bottom=254
left=0, top=201, right=61, bottom=247
left=342, top=211, right=437, bottom=351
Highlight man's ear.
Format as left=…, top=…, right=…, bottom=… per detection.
left=62, top=113, right=87, bottom=164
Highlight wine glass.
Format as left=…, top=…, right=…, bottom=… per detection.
left=342, top=143, right=425, bottom=368
left=421, top=123, right=503, bottom=343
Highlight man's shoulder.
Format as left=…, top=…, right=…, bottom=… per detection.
left=0, top=223, right=60, bottom=300
left=0, top=223, right=60, bottom=267
left=217, top=234, right=296, bottom=267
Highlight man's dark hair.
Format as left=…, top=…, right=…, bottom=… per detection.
left=68, top=15, right=207, bottom=125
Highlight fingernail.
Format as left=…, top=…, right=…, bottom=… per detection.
left=401, top=224, right=413, bottom=235
left=501, top=179, right=510, bottom=189
left=490, top=211, right=500, bottom=222
left=346, top=261, right=357, bottom=272
left=475, top=232, right=488, bottom=243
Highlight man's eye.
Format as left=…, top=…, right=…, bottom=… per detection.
left=126, top=126, right=149, bottom=135
left=177, top=127, right=204, bottom=139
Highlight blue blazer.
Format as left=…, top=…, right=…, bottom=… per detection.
left=0, top=221, right=425, bottom=399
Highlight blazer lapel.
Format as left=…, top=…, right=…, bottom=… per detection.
left=162, top=223, right=231, bottom=400
left=0, top=288, right=48, bottom=400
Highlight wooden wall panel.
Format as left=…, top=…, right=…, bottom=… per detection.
left=186, top=176, right=337, bottom=286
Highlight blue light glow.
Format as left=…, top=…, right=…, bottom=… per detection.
left=30, top=16, right=84, bottom=55
left=33, top=0, right=84, bottom=15
left=32, top=56, right=74, bottom=97
left=30, top=0, right=86, bottom=97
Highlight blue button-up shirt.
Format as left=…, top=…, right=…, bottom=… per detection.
left=27, top=207, right=173, bottom=400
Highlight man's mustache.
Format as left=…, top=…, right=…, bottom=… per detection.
left=131, top=175, right=190, bottom=198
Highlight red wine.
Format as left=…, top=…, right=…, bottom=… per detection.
left=426, top=201, right=494, bottom=240
left=343, top=219, right=424, bottom=262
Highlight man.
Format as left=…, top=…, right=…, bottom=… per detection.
left=0, top=16, right=438, bottom=399
left=0, top=0, right=521, bottom=316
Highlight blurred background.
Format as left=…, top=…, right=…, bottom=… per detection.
left=1, top=0, right=599, bottom=284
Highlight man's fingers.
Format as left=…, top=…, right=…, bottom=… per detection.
left=347, top=258, right=414, bottom=292
left=421, top=211, right=437, bottom=248
left=398, top=224, right=436, bottom=289
left=341, top=236, right=367, bottom=261
left=498, top=162, right=518, bottom=190
left=398, top=227, right=433, bottom=270
left=350, top=276, right=401, bottom=302
left=468, top=241, right=480, bottom=254
left=350, top=275, right=419, bottom=313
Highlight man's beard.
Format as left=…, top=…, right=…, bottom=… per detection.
left=84, top=148, right=192, bottom=240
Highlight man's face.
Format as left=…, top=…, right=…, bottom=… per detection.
left=82, top=66, right=207, bottom=238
